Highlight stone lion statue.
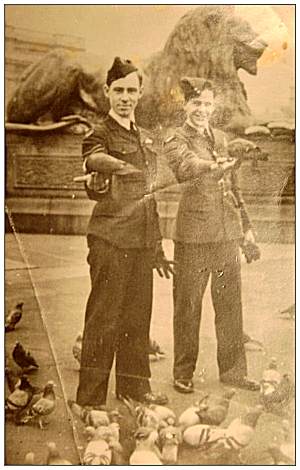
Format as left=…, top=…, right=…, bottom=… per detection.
left=7, top=6, right=267, bottom=132
left=137, top=6, right=267, bottom=131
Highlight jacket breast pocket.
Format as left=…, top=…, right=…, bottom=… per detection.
left=109, top=141, right=138, bottom=164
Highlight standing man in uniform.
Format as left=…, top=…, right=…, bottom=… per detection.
left=164, top=77, right=260, bottom=394
left=76, top=57, right=172, bottom=408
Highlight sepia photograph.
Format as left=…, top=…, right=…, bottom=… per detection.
left=4, top=4, right=295, bottom=465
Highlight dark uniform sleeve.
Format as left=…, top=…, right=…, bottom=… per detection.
left=144, top=194, right=163, bottom=249
left=82, top=125, right=108, bottom=201
left=82, top=125, right=109, bottom=167
left=230, top=170, right=252, bottom=233
left=163, top=135, right=212, bottom=183
left=221, top=130, right=252, bottom=234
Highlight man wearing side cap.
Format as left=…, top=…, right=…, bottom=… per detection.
left=76, top=58, right=173, bottom=407
left=164, top=77, right=260, bottom=393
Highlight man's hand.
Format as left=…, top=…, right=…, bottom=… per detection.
left=74, top=172, right=110, bottom=193
left=210, top=158, right=238, bottom=176
left=219, top=158, right=237, bottom=172
left=244, top=229, right=256, bottom=244
left=154, top=242, right=175, bottom=279
left=241, top=230, right=260, bottom=264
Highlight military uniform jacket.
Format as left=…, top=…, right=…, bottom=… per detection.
left=163, top=122, right=252, bottom=244
left=83, top=115, right=161, bottom=249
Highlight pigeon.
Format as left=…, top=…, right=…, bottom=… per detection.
left=148, top=404, right=176, bottom=424
left=129, top=427, right=163, bottom=465
left=109, top=437, right=125, bottom=465
left=83, top=426, right=113, bottom=465
left=279, top=304, right=295, bottom=320
left=46, top=442, right=72, bottom=465
left=183, top=424, right=226, bottom=447
left=24, top=452, right=35, bottom=465
left=243, top=332, right=264, bottom=351
left=227, top=137, right=269, bottom=171
left=261, top=358, right=281, bottom=385
left=5, top=366, right=20, bottom=393
left=148, top=338, right=166, bottom=361
left=185, top=406, right=263, bottom=452
left=159, top=424, right=182, bottom=464
left=261, top=374, right=295, bottom=412
left=220, top=405, right=264, bottom=451
left=5, top=376, right=36, bottom=423
left=260, top=359, right=294, bottom=412
left=68, top=400, right=121, bottom=428
left=178, top=394, right=209, bottom=430
left=72, top=332, right=82, bottom=365
left=197, top=389, right=236, bottom=426
left=5, top=302, right=24, bottom=332
left=135, top=405, right=161, bottom=430
left=26, top=381, right=56, bottom=429
left=86, top=423, right=125, bottom=465
left=5, top=367, right=42, bottom=399
left=12, top=342, right=39, bottom=372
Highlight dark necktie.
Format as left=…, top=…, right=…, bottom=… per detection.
left=130, top=121, right=138, bottom=134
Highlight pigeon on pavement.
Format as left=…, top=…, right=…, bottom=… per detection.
left=159, top=424, right=182, bottom=464
left=178, top=394, right=209, bottom=430
left=46, top=442, right=72, bottom=465
left=5, top=302, right=24, bottom=332
left=197, top=389, right=236, bottom=426
left=12, top=342, right=39, bottom=372
left=83, top=426, right=113, bottom=465
left=24, top=452, right=35, bottom=465
left=26, top=381, right=56, bottom=429
left=5, top=367, right=20, bottom=393
left=129, top=427, right=163, bottom=465
left=5, top=375, right=35, bottom=423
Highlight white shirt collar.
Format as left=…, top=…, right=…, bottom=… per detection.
left=109, top=109, right=135, bottom=131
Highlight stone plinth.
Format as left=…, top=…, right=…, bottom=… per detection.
left=6, top=130, right=85, bottom=198
left=5, top=131, right=295, bottom=243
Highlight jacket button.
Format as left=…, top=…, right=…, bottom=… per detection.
left=145, top=160, right=149, bottom=166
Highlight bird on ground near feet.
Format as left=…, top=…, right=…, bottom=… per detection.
left=12, top=342, right=39, bottom=372
left=24, top=381, right=56, bottom=429
left=5, top=302, right=24, bottom=332
left=46, top=442, right=72, bottom=465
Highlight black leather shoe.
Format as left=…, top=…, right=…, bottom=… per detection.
left=220, top=376, right=260, bottom=391
left=173, top=379, right=194, bottom=394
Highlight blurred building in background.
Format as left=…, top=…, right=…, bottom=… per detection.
left=5, top=24, right=85, bottom=108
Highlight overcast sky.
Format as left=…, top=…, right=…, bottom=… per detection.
left=5, top=5, right=295, bottom=120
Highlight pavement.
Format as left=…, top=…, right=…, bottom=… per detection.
left=5, top=233, right=295, bottom=465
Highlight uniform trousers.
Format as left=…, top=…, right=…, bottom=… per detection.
left=77, top=236, right=153, bottom=407
left=173, top=240, right=247, bottom=382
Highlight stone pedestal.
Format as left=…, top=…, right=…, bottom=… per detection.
left=5, top=130, right=295, bottom=243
